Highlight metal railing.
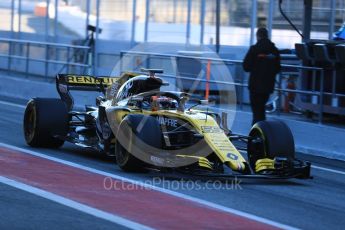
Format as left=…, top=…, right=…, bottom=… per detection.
left=0, top=38, right=90, bottom=78
left=119, top=50, right=345, bottom=124
left=0, top=37, right=343, bottom=125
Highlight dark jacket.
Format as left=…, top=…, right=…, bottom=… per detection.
left=243, top=38, right=281, bottom=94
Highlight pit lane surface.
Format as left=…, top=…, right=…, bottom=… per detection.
left=1, top=98, right=345, bottom=229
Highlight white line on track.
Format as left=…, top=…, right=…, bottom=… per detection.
left=312, top=165, right=345, bottom=176
left=0, top=176, right=153, bottom=230
left=0, top=142, right=296, bottom=230
left=0, top=100, right=26, bottom=109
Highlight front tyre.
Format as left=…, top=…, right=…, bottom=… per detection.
left=115, top=118, right=147, bottom=172
left=115, top=139, right=147, bottom=172
left=247, top=120, right=295, bottom=169
left=115, top=115, right=162, bottom=172
left=23, top=98, right=69, bottom=148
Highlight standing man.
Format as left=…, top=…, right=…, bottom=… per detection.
left=243, top=28, right=281, bottom=125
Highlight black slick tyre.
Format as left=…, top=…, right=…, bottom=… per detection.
left=115, top=114, right=162, bottom=172
left=23, top=98, right=69, bottom=148
left=247, top=120, right=295, bottom=169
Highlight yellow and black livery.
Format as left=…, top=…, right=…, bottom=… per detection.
left=24, top=69, right=311, bottom=180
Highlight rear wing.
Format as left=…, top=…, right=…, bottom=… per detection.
left=56, top=74, right=118, bottom=92
left=56, top=73, right=138, bottom=111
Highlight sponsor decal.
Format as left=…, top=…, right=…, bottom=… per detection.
left=190, top=113, right=208, bottom=120
left=150, top=155, right=165, bottom=165
left=227, top=153, right=239, bottom=160
left=157, top=116, right=178, bottom=127
left=201, top=126, right=223, bottom=133
left=66, top=75, right=117, bottom=85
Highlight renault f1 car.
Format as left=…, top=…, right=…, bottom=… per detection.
left=23, top=69, right=311, bottom=179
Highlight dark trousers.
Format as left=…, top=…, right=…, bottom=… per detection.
left=249, top=92, right=270, bottom=126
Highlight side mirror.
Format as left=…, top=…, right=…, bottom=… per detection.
left=178, top=96, right=189, bottom=112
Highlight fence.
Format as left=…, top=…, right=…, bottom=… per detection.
left=0, top=37, right=90, bottom=77
left=119, top=50, right=342, bottom=124
left=0, top=36, right=344, bottom=125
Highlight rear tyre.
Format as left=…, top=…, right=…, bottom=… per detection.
left=247, top=120, right=295, bottom=169
left=115, top=115, right=162, bottom=172
left=23, top=98, right=69, bottom=148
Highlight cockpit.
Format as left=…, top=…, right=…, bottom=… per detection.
left=126, top=91, right=190, bottom=112
left=115, top=75, right=165, bottom=102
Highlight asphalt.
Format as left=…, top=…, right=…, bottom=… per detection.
left=0, top=96, right=345, bottom=229
left=0, top=183, right=129, bottom=230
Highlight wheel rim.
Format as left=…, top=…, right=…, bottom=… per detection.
left=24, top=103, right=36, bottom=142
left=116, top=144, right=129, bottom=166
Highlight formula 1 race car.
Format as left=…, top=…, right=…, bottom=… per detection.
left=23, top=69, right=311, bottom=179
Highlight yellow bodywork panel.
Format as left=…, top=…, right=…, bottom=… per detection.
left=106, top=107, right=247, bottom=172
left=176, top=155, right=213, bottom=170
left=144, top=110, right=247, bottom=172
left=255, top=158, right=275, bottom=173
